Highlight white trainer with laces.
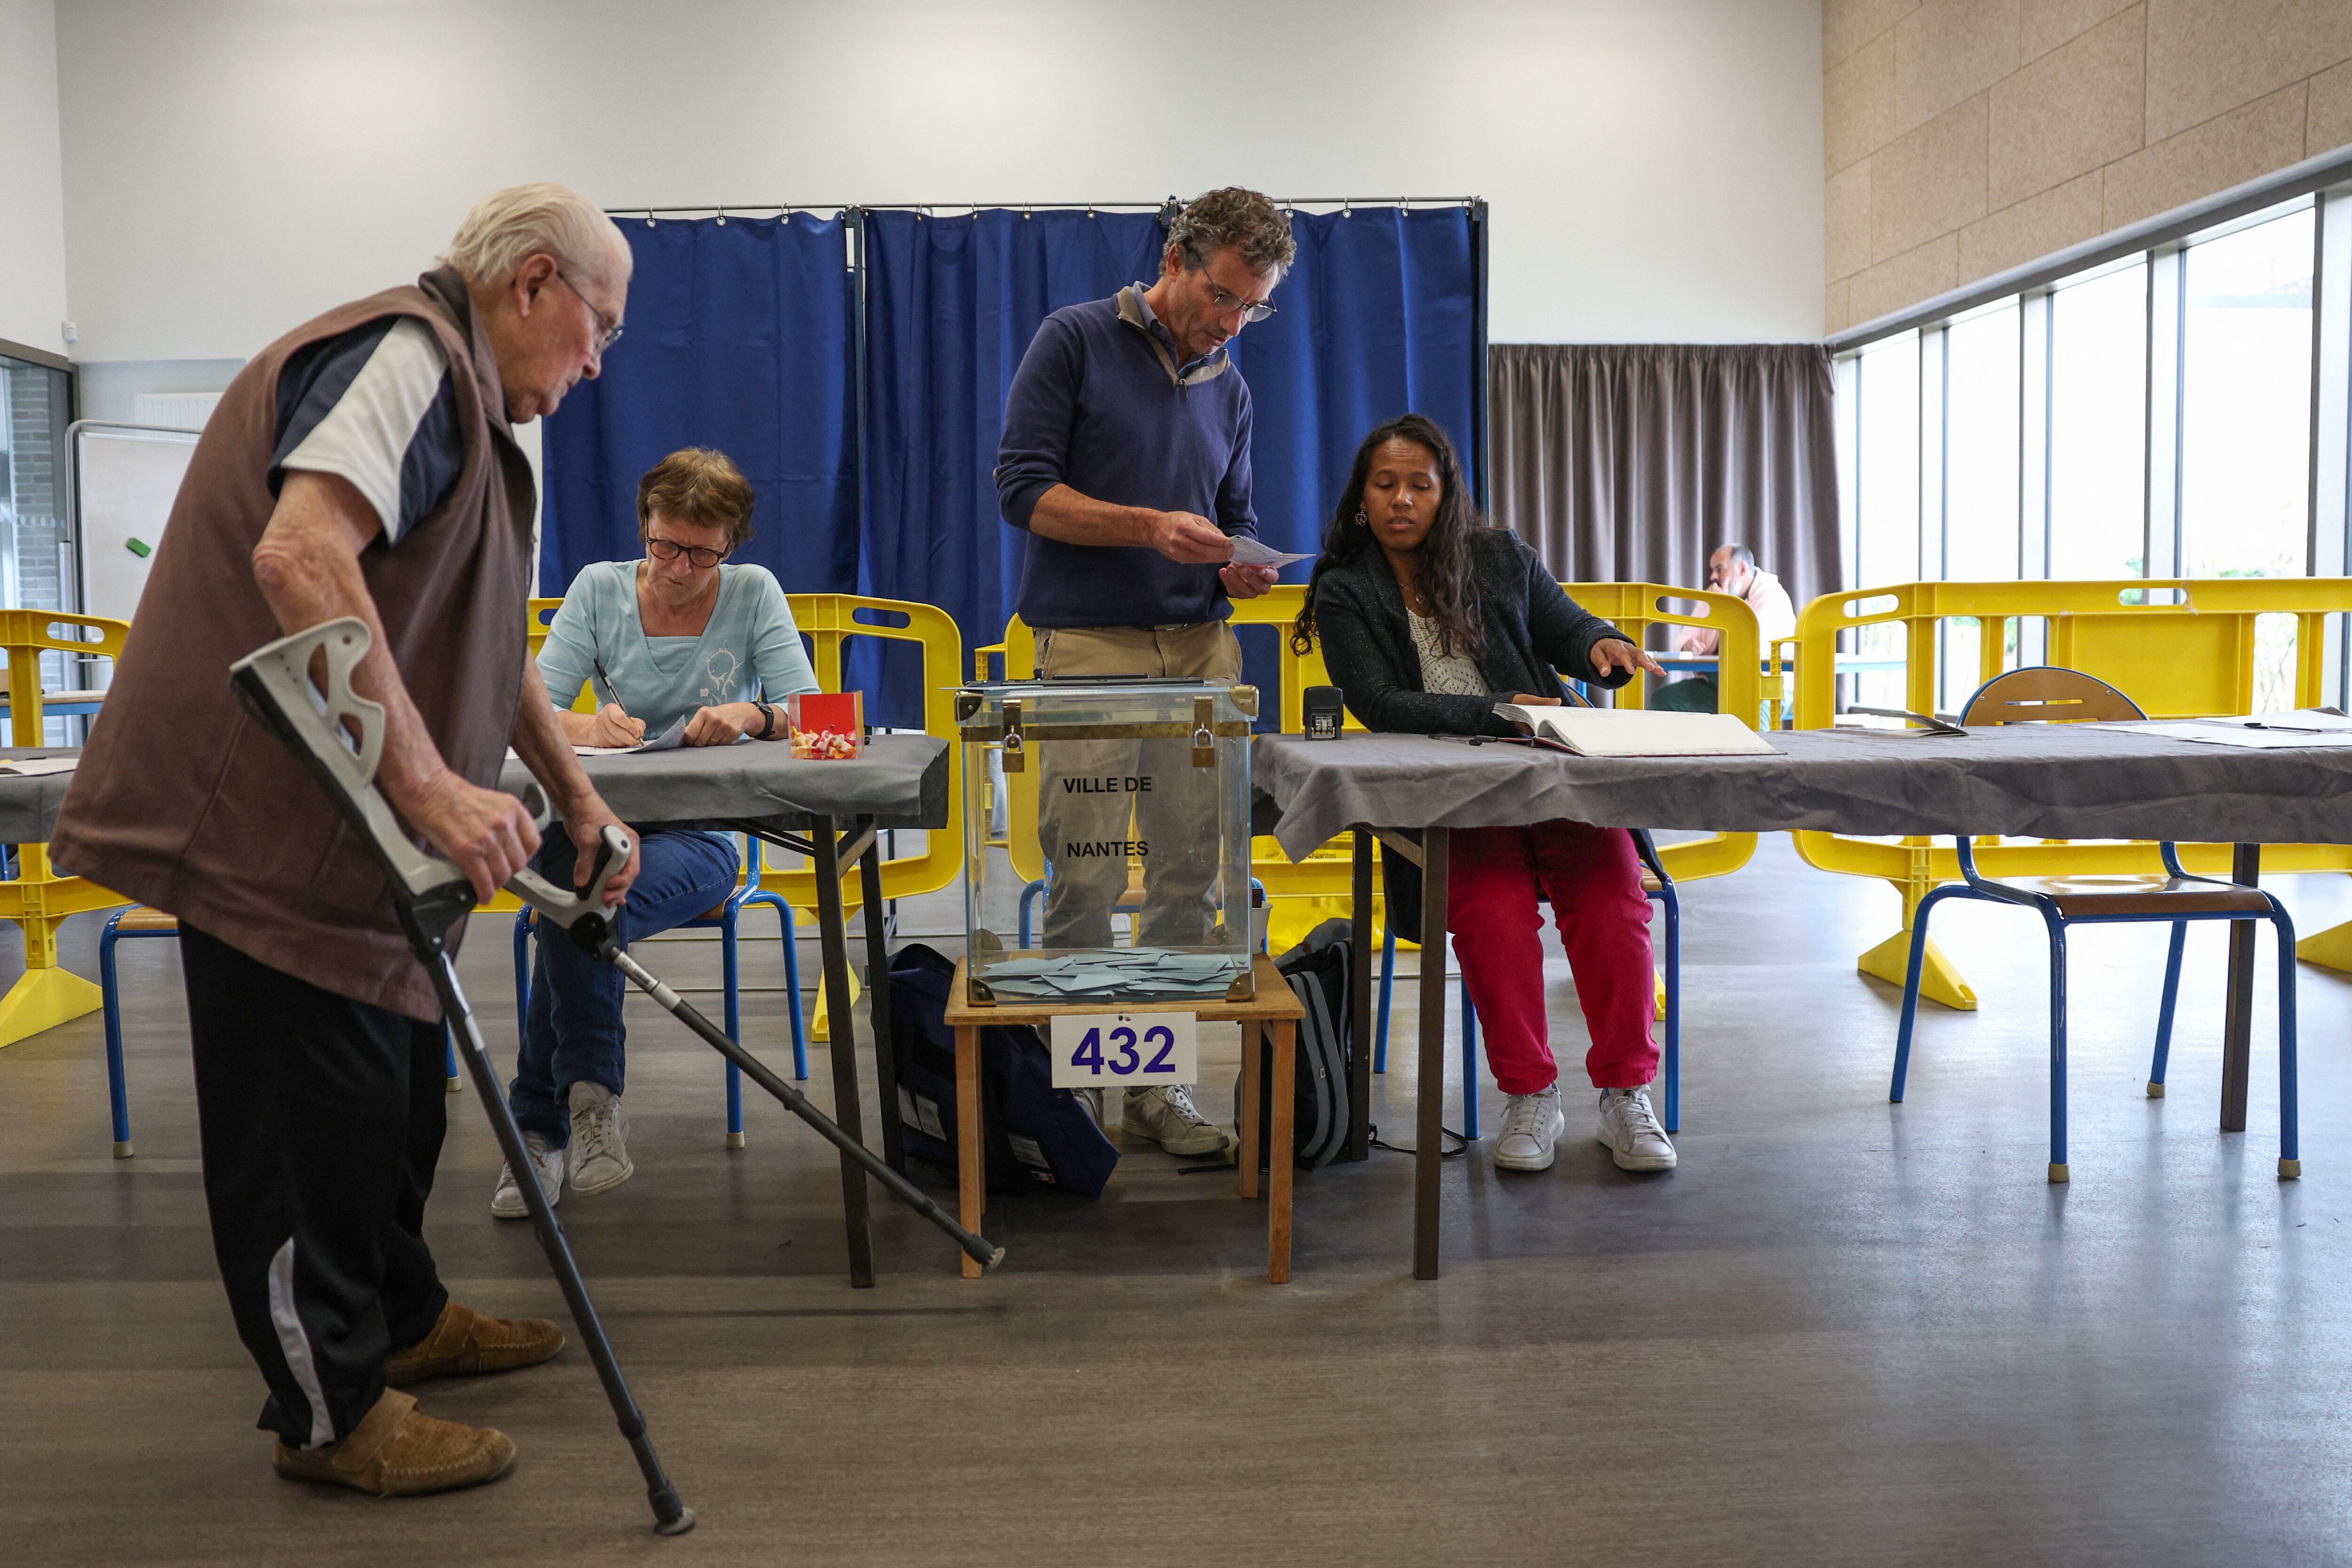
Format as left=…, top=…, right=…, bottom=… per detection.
left=1493, top=1085, right=1565, bottom=1171
left=1122, top=1083, right=1232, bottom=1157
left=1597, top=1085, right=1677, bottom=1171
left=490, top=1132, right=564, bottom=1220
left=567, top=1081, right=636, bottom=1197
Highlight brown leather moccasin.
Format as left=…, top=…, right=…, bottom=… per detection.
left=272, top=1388, right=515, bottom=1497
left=385, top=1300, right=565, bottom=1386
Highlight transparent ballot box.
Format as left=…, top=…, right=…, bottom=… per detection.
left=958, top=678, right=1258, bottom=1006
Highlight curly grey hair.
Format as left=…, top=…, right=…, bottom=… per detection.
left=441, top=182, right=631, bottom=288
left=1168, top=187, right=1297, bottom=280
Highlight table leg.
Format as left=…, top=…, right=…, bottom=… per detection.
left=1270, top=1017, right=1295, bottom=1284
left=956, top=1023, right=985, bottom=1280
left=810, top=817, right=875, bottom=1289
left=2222, top=843, right=2261, bottom=1135
left=858, top=832, right=906, bottom=1174
left=1414, top=826, right=1448, bottom=1281
left=1238, top=1010, right=1263, bottom=1200
left=1347, top=828, right=1373, bottom=1162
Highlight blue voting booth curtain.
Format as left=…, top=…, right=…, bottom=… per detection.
left=859, top=207, right=1165, bottom=716
left=540, top=213, right=860, bottom=688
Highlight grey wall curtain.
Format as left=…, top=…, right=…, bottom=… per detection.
left=1487, top=344, right=1841, bottom=607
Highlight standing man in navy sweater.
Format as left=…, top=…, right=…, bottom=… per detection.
left=995, top=187, right=1295, bottom=1156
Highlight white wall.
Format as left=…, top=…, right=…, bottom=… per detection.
left=52, top=0, right=1824, bottom=366
left=0, top=0, right=68, bottom=355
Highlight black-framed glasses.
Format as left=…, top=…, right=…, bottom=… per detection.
left=554, top=271, right=625, bottom=351
left=1201, top=275, right=1277, bottom=325
left=645, top=536, right=728, bottom=569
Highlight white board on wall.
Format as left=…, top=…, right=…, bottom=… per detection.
left=71, top=422, right=198, bottom=623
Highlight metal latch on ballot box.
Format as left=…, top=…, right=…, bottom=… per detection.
left=1192, top=695, right=1216, bottom=767
left=1001, top=697, right=1024, bottom=772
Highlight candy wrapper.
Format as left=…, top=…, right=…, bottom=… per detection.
left=787, top=691, right=864, bottom=760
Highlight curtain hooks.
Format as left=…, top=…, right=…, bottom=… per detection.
left=715, top=205, right=726, bottom=225
left=1342, top=200, right=1351, bottom=218
left=1023, top=202, right=1032, bottom=221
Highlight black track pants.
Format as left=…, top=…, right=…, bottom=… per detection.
left=181, top=922, right=450, bottom=1447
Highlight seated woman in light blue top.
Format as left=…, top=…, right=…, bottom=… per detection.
left=493, top=447, right=820, bottom=1221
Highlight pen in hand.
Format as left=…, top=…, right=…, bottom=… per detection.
left=589, top=657, right=645, bottom=747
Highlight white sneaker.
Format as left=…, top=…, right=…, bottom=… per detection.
left=1493, top=1086, right=1565, bottom=1171
left=567, top=1081, right=635, bottom=1197
left=491, top=1132, right=564, bottom=1220
left=1122, top=1084, right=1232, bottom=1157
left=1597, top=1086, right=1677, bottom=1171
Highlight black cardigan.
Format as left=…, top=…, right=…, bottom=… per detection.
left=1307, top=528, right=1633, bottom=736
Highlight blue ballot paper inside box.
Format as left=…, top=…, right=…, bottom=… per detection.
left=954, top=679, right=1260, bottom=1006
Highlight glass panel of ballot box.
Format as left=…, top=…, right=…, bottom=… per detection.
left=958, top=679, right=1257, bottom=1006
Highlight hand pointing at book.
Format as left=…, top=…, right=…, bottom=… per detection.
left=1589, top=638, right=1663, bottom=680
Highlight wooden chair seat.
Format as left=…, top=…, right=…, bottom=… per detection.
left=114, top=907, right=180, bottom=933
left=2001, top=874, right=2272, bottom=920
left=1639, top=872, right=1662, bottom=893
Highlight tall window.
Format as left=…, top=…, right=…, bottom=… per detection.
left=0, top=353, right=76, bottom=744
left=2048, top=261, right=2147, bottom=580
left=1851, top=333, right=1919, bottom=708
left=2179, top=206, right=2314, bottom=579
left=1941, top=304, right=2022, bottom=708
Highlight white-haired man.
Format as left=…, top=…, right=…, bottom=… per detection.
left=54, top=182, right=642, bottom=1497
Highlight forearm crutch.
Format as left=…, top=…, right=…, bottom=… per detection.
left=229, top=619, right=1004, bottom=1533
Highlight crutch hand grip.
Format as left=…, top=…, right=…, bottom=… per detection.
left=508, top=821, right=632, bottom=956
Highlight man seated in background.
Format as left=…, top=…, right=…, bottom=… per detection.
left=1648, top=542, right=1796, bottom=713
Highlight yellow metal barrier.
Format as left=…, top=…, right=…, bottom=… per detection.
left=1789, top=578, right=2352, bottom=1008
left=0, top=611, right=134, bottom=1045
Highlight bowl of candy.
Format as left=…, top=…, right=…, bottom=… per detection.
left=787, top=692, right=864, bottom=760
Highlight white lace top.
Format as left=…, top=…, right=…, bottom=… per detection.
left=1408, top=609, right=1488, bottom=696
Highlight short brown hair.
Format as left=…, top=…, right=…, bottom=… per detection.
left=636, top=447, right=755, bottom=548
left=1168, top=187, right=1297, bottom=279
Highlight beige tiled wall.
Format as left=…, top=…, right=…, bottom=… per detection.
left=1825, top=0, right=2352, bottom=334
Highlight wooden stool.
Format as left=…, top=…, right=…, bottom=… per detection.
left=942, top=955, right=1308, bottom=1283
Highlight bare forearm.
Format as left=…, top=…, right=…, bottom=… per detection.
left=1026, top=484, right=1157, bottom=549
left=250, top=490, right=447, bottom=815
left=513, top=662, right=599, bottom=811
left=553, top=707, right=601, bottom=745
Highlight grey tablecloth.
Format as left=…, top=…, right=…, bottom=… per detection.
left=497, top=733, right=949, bottom=832
left=0, top=750, right=79, bottom=844
left=0, top=736, right=950, bottom=846
left=1255, top=727, right=2352, bottom=858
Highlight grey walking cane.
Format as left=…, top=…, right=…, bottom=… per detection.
left=229, top=619, right=1004, bottom=1534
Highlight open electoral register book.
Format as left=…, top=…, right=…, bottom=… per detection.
left=1489, top=703, right=1780, bottom=757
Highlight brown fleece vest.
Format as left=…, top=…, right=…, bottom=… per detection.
left=51, top=267, right=534, bottom=1020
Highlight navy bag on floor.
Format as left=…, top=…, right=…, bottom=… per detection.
left=886, top=943, right=1120, bottom=1198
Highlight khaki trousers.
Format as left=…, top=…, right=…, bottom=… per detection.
left=1035, top=622, right=1243, bottom=950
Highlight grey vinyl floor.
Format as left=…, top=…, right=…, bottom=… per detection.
left=6, top=835, right=2352, bottom=1566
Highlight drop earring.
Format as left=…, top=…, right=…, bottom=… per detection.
left=1355, top=510, right=1369, bottom=527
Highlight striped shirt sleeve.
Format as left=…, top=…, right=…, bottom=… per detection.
left=271, top=316, right=462, bottom=545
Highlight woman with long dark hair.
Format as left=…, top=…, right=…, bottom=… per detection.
left=1290, top=414, right=1676, bottom=1173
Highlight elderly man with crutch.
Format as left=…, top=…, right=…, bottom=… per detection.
left=53, top=183, right=647, bottom=1499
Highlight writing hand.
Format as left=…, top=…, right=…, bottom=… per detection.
left=586, top=703, right=646, bottom=748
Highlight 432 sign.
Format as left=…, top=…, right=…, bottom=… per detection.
left=1049, top=1012, right=1198, bottom=1088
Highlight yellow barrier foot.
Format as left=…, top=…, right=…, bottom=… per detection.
left=2281, top=1158, right=2303, bottom=1180
left=2146, top=1081, right=2165, bottom=1098
left=726, top=1131, right=747, bottom=1150
left=810, top=964, right=862, bottom=1043
left=2048, top=1162, right=2069, bottom=1184
left=2296, top=918, right=2352, bottom=973
left=0, top=966, right=103, bottom=1047
left=112, top=1140, right=133, bottom=1159
left=1858, top=930, right=1978, bottom=1011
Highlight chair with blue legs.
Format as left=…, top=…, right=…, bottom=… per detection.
left=1889, top=666, right=2300, bottom=1182
left=100, top=905, right=460, bottom=1157
left=1371, top=828, right=1681, bottom=1137
left=512, top=833, right=808, bottom=1149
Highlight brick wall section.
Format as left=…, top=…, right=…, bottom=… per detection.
left=1825, top=0, right=2352, bottom=334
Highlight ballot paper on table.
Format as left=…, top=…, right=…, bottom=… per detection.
left=0, top=755, right=77, bottom=777
left=982, top=947, right=1245, bottom=1000
left=2099, top=714, right=2352, bottom=749
left=1227, top=534, right=1311, bottom=570
left=1490, top=703, right=1780, bottom=757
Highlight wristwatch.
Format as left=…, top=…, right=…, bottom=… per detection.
left=754, top=700, right=777, bottom=740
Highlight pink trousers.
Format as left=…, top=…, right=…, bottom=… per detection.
left=1445, top=820, right=1658, bottom=1094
